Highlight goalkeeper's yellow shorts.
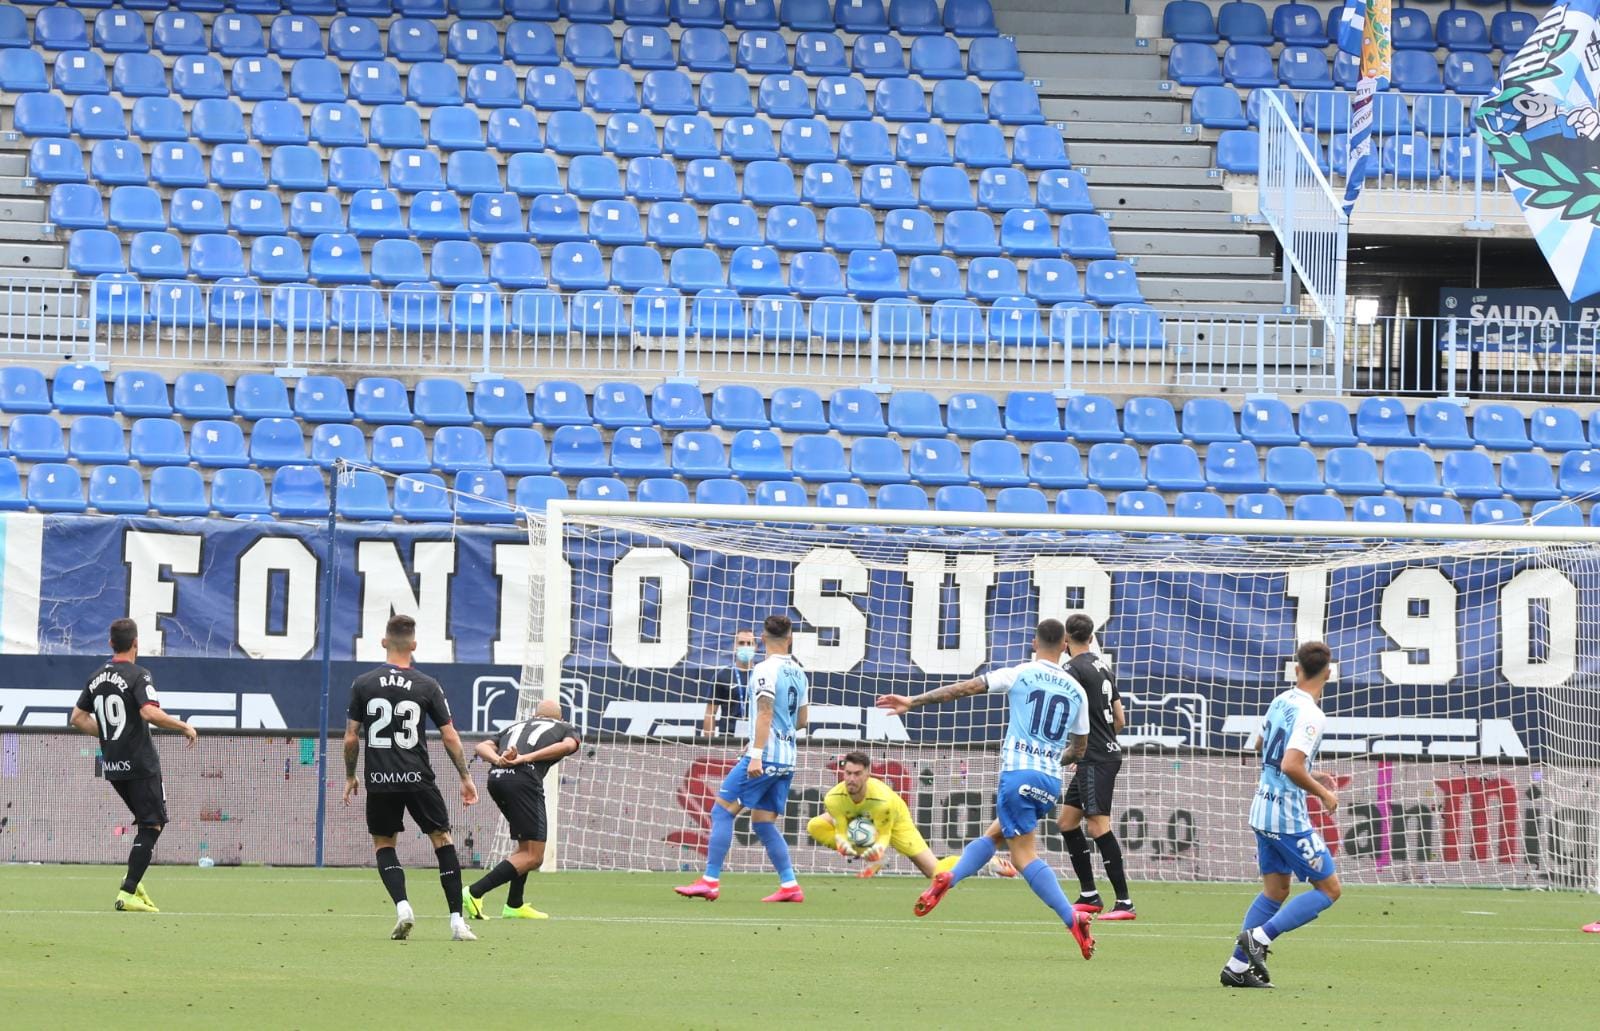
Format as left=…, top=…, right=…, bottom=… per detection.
left=886, top=800, right=930, bottom=858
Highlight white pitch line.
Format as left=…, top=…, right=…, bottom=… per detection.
left=0, top=909, right=1592, bottom=947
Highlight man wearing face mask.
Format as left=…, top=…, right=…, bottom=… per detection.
left=702, top=628, right=756, bottom=738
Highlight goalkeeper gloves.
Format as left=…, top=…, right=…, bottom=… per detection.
left=835, top=836, right=856, bottom=859
left=863, top=841, right=888, bottom=863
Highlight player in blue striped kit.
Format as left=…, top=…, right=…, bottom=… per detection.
left=676, top=614, right=810, bottom=903
left=877, top=618, right=1097, bottom=960
left=1223, top=640, right=1344, bottom=989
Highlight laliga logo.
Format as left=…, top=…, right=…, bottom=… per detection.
left=470, top=676, right=590, bottom=736
left=1119, top=692, right=1211, bottom=750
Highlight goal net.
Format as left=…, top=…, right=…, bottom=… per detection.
left=521, top=503, right=1600, bottom=890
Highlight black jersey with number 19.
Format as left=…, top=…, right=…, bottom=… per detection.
left=1067, top=652, right=1121, bottom=762
left=347, top=664, right=453, bottom=793
left=75, top=660, right=162, bottom=781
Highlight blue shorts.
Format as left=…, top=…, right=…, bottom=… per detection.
left=996, top=770, right=1062, bottom=839
left=717, top=756, right=794, bottom=814
left=1255, top=828, right=1337, bottom=883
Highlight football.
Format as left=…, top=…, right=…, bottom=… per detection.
left=845, top=816, right=876, bottom=852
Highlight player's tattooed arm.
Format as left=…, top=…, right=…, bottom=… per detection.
left=876, top=676, right=987, bottom=715
left=1064, top=733, right=1088, bottom=763
left=343, top=719, right=360, bottom=778
left=440, top=724, right=472, bottom=779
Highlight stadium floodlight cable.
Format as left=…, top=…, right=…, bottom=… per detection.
left=531, top=499, right=1600, bottom=888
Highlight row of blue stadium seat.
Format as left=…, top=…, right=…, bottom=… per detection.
left=1216, top=129, right=1491, bottom=182
left=6, top=62, right=1043, bottom=127
left=1194, top=86, right=1481, bottom=136
left=0, top=0, right=1001, bottom=39
left=8, top=411, right=1595, bottom=503
left=9, top=11, right=1023, bottom=78
left=19, top=369, right=1594, bottom=457
left=8, top=455, right=1591, bottom=528
left=69, top=224, right=1122, bottom=296
left=59, top=195, right=1108, bottom=258
left=1169, top=41, right=1496, bottom=94
left=1163, top=2, right=1535, bottom=54
left=25, top=116, right=1070, bottom=170
left=87, top=277, right=1160, bottom=343
left=49, top=160, right=1091, bottom=219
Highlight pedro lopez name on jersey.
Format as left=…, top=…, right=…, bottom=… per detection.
left=748, top=654, right=807, bottom=772
left=983, top=660, right=1091, bottom=776
left=1250, top=687, right=1325, bottom=836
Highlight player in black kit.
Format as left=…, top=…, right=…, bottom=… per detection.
left=68, top=618, right=198, bottom=913
left=1056, top=614, right=1135, bottom=920
left=342, top=614, right=479, bottom=941
left=462, top=697, right=581, bottom=921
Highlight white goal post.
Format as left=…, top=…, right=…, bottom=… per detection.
left=516, top=502, right=1600, bottom=891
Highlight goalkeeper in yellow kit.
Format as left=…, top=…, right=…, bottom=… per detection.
left=807, top=751, right=937, bottom=877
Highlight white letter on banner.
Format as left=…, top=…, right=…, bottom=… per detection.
left=122, top=530, right=202, bottom=656
left=1030, top=556, right=1111, bottom=626
left=354, top=540, right=456, bottom=662
left=236, top=536, right=318, bottom=660
left=1501, top=568, right=1577, bottom=687
left=906, top=551, right=995, bottom=675
left=791, top=547, right=868, bottom=673
left=1379, top=568, right=1459, bottom=685
left=493, top=542, right=573, bottom=667
left=1283, top=567, right=1331, bottom=681
left=611, top=547, right=690, bottom=668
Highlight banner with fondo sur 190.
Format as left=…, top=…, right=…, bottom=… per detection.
left=0, top=512, right=1594, bottom=762
left=1438, top=286, right=1600, bottom=351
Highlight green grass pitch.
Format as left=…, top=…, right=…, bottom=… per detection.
left=3, top=865, right=1597, bottom=1028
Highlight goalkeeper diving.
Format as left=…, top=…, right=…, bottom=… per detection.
left=807, top=751, right=1014, bottom=878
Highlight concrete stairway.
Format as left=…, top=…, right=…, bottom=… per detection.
left=997, top=0, right=1288, bottom=313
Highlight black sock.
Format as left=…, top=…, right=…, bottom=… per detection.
left=469, top=860, right=519, bottom=903
left=1061, top=827, right=1096, bottom=896
left=376, top=847, right=407, bottom=905
left=121, top=826, right=161, bottom=895
left=1094, top=831, right=1130, bottom=902
left=506, top=872, right=529, bottom=908
left=436, top=844, right=463, bottom=916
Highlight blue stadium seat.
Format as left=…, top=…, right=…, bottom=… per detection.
left=895, top=123, right=952, bottom=167
left=233, top=373, right=292, bottom=421
left=967, top=35, right=1021, bottom=80
left=148, top=466, right=209, bottom=516
left=546, top=110, right=601, bottom=156
left=1013, top=125, right=1070, bottom=170
left=1051, top=486, right=1109, bottom=519
left=0, top=49, right=48, bottom=94
left=1384, top=449, right=1445, bottom=497
left=942, top=0, right=997, bottom=35
left=1168, top=41, right=1223, bottom=86
left=1279, top=46, right=1331, bottom=90
left=249, top=417, right=310, bottom=468
left=349, top=377, right=410, bottom=425
left=1392, top=49, right=1443, bottom=93
left=1531, top=406, right=1589, bottom=451
left=1122, top=397, right=1182, bottom=446
left=187, top=418, right=249, bottom=469
left=649, top=382, right=710, bottom=431
left=1408, top=400, right=1473, bottom=450
left=1084, top=261, right=1143, bottom=305
left=987, top=81, right=1045, bottom=126
left=390, top=473, right=453, bottom=522
left=1324, top=446, right=1384, bottom=495
left=431, top=426, right=492, bottom=473
left=896, top=256, right=956, bottom=302
left=15, top=94, right=71, bottom=138
left=90, top=140, right=145, bottom=185
left=1293, top=399, right=1354, bottom=447
left=846, top=437, right=906, bottom=485
left=1492, top=12, right=1536, bottom=53
left=111, top=371, right=170, bottom=420
left=739, top=30, right=792, bottom=75
left=164, top=190, right=222, bottom=237
left=26, top=462, right=86, bottom=513
left=788, top=32, right=843, bottom=79
left=709, top=385, right=768, bottom=431
left=955, top=123, right=1011, bottom=169
left=853, top=33, right=907, bottom=78
left=170, top=372, right=231, bottom=421
left=1440, top=451, right=1501, bottom=500
left=1438, top=10, right=1490, bottom=52
left=664, top=430, right=728, bottom=479
left=907, top=438, right=966, bottom=485
left=1470, top=499, right=1521, bottom=525
left=1049, top=299, right=1102, bottom=349
left=67, top=230, right=124, bottom=277
left=911, top=35, right=965, bottom=80
left=1147, top=442, right=1207, bottom=491
left=505, top=154, right=562, bottom=199
left=1031, top=171, right=1091, bottom=217
left=639, top=71, right=696, bottom=116
left=824, top=388, right=885, bottom=436
left=762, top=205, right=818, bottom=252
left=1235, top=397, right=1297, bottom=446
left=726, top=428, right=790, bottom=481
left=127, top=230, right=186, bottom=279
left=1164, top=0, right=1218, bottom=42
left=484, top=108, right=542, bottom=153
left=209, top=467, right=274, bottom=518
left=1502, top=453, right=1561, bottom=500
left=664, top=248, right=722, bottom=292
left=1222, top=43, right=1276, bottom=88
left=1173, top=491, right=1229, bottom=523
left=1382, top=134, right=1442, bottom=182
left=75, top=97, right=128, bottom=140
left=1352, top=496, right=1405, bottom=525
left=1235, top=493, right=1287, bottom=522
left=1272, top=2, right=1325, bottom=44
left=489, top=427, right=550, bottom=477
left=4, top=412, right=63, bottom=463
left=932, top=79, right=988, bottom=124
left=550, top=242, right=608, bottom=289
left=327, top=17, right=380, bottom=60
left=608, top=245, right=665, bottom=290
left=228, top=191, right=285, bottom=237
left=773, top=435, right=840, bottom=483
left=574, top=475, right=628, bottom=503
left=998, top=208, right=1058, bottom=258
left=834, top=121, right=892, bottom=166
left=769, top=386, right=827, bottom=433
left=389, top=18, right=441, bottom=61
left=270, top=14, right=324, bottom=58
left=526, top=66, right=580, bottom=110
left=30, top=138, right=88, bottom=185
left=1531, top=500, right=1583, bottom=527
left=964, top=256, right=1020, bottom=303
left=874, top=77, right=929, bottom=123
left=1355, top=397, right=1417, bottom=446
left=1263, top=446, right=1323, bottom=494
left=1083, top=442, right=1141, bottom=491
left=1203, top=441, right=1265, bottom=492
left=330, top=469, right=392, bottom=521
left=941, top=211, right=999, bottom=257
left=607, top=113, right=662, bottom=157
left=368, top=425, right=429, bottom=474
left=844, top=250, right=902, bottom=300
left=798, top=161, right=854, bottom=206
left=527, top=381, right=587, bottom=428
left=1298, top=91, right=1349, bottom=135
left=563, top=22, right=619, bottom=67
left=68, top=415, right=128, bottom=465
left=326, top=284, right=387, bottom=330
left=34, top=7, right=88, bottom=52
left=1391, top=7, right=1434, bottom=49
left=1472, top=404, right=1532, bottom=451
left=1020, top=440, right=1083, bottom=489
left=360, top=240, right=422, bottom=287
left=758, top=74, right=815, bottom=121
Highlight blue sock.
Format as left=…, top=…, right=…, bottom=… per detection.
left=1261, top=888, right=1334, bottom=941
left=1021, top=859, right=1077, bottom=926
left=752, top=821, right=796, bottom=886
left=949, top=836, right=997, bottom=885
left=1232, top=893, right=1283, bottom=963
left=704, top=805, right=735, bottom=881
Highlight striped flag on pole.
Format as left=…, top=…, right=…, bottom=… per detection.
left=1341, top=0, right=1392, bottom=217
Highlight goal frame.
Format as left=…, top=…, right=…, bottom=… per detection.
left=535, top=500, right=1600, bottom=877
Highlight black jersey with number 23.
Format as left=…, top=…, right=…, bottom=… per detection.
left=347, top=664, right=453, bottom=792
left=76, top=660, right=162, bottom=781
left=1067, top=652, right=1121, bottom=762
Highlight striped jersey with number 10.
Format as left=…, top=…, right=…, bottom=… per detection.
left=1249, top=687, right=1326, bottom=835
left=748, top=654, right=807, bottom=771
left=983, top=660, right=1091, bottom=775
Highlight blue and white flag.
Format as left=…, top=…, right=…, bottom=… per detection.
left=1342, top=0, right=1392, bottom=217
left=1476, top=1, right=1600, bottom=300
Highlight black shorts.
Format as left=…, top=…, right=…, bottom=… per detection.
left=1062, top=759, right=1121, bottom=818
left=366, top=786, right=451, bottom=837
left=488, top=774, right=547, bottom=842
left=111, top=775, right=168, bottom=827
